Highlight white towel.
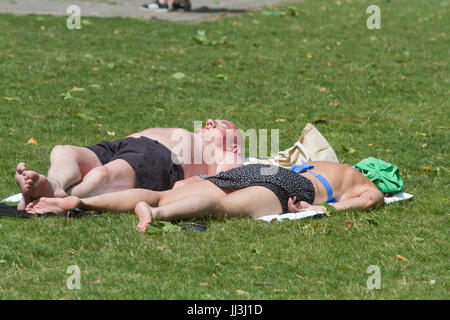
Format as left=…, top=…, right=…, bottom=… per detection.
left=256, top=192, right=414, bottom=222
left=2, top=193, right=22, bottom=203
left=257, top=210, right=326, bottom=222
left=383, top=192, right=414, bottom=204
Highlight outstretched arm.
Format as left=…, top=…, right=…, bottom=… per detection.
left=288, top=189, right=384, bottom=215
left=331, top=189, right=384, bottom=211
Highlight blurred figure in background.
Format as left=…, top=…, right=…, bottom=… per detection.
left=141, top=0, right=191, bottom=12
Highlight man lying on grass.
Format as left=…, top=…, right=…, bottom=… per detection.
left=14, top=119, right=243, bottom=211
left=25, top=159, right=403, bottom=232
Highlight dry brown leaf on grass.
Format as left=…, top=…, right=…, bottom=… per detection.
left=345, top=220, right=353, bottom=231
left=236, top=289, right=248, bottom=295
left=199, top=281, right=209, bottom=287
left=396, top=254, right=409, bottom=262
left=27, top=138, right=38, bottom=145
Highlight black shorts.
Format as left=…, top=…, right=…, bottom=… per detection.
left=84, top=137, right=184, bottom=191
left=205, top=164, right=315, bottom=213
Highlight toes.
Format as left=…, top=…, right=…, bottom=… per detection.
left=25, top=179, right=35, bottom=189
left=136, top=224, right=147, bottom=232
left=16, top=162, right=26, bottom=173
left=26, top=201, right=36, bottom=209
left=24, top=171, right=38, bottom=181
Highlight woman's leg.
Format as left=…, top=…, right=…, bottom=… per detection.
left=26, top=180, right=228, bottom=216
left=26, top=188, right=161, bottom=216
left=79, top=188, right=159, bottom=211
left=135, top=194, right=218, bottom=231
left=157, top=180, right=229, bottom=205
left=135, top=186, right=283, bottom=231
left=215, top=186, right=283, bottom=218
left=79, top=180, right=227, bottom=211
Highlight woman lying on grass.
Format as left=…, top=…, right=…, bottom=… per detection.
left=25, top=160, right=395, bottom=232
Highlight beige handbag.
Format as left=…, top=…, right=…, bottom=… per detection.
left=244, top=123, right=338, bottom=168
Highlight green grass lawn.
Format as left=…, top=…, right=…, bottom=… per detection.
left=0, top=0, right=448, bottom=299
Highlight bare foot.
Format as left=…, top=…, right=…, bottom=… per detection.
left=24, top=170, right=67, bottom=200
left=135, top=201, right=158, bottom=232
left=26, top=195, right=80, bottom=216
left=15, top=162, right=32, bottom=210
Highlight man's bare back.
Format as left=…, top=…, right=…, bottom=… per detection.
left=128, top=127, right=213, bottom=177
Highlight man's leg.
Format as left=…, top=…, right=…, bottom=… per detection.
left=66, top=159, right=136, bottom=198
left=47, top=145, right=102, bottom=191
left=15, top=162, right=32, bottom=210
left=26, top=145, right=136, bottom=199
left=16, top=145, right=102, bottom=208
